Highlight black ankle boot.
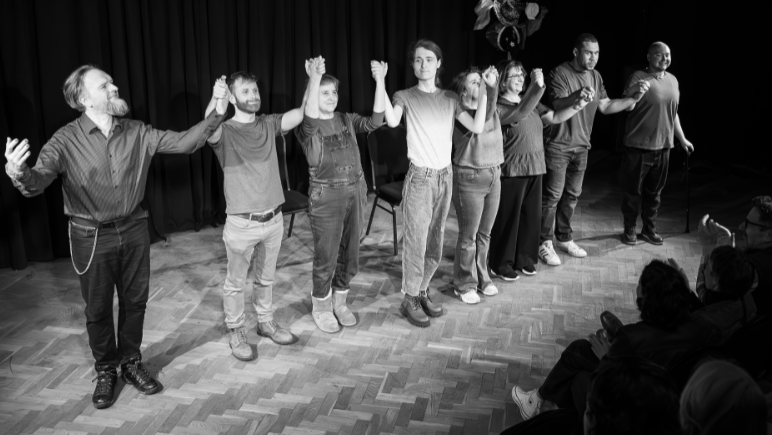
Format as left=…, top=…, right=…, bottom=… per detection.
left=92, top=366, right=118, bottom=409
left=400, top=294, right=430, bottom=327
left=419, top=289, right=443, bottom=317
left=121, top=358, right=162, bottom=395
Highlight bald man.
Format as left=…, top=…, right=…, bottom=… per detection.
left=619, top=42, right=694, bottom=246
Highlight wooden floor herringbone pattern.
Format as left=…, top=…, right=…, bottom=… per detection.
left=0, top=155, right=762, bottom=435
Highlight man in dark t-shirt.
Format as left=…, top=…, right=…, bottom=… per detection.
left=619, top=42, right=695, bottom=246
left=538, top=33, right=650, bottom=267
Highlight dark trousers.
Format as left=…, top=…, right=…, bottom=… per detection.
left=619, top=147, right=670, bottom=230
left=308, top=178, right=367, bottom=298
left=538, top=339, right=599, bottom=415
left=541, top=146, right=588, bottom=243
left=70, top=218, right=150, bottom=369
left=500, top=409, right=578, bottom=435
left=490, top=175, right=542, bottom=274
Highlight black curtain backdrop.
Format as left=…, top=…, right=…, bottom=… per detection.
left=0, top=0, right=760, bottom=270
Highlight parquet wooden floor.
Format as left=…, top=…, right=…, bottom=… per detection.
left=0, top=154, right=766, bottom=435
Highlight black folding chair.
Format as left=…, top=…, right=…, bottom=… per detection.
left=277, top=134, right=308, bottom=237
left=366, top=126, right=409, bottom=255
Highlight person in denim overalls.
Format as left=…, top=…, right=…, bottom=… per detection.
left=295, top=57, right=385, bottom=332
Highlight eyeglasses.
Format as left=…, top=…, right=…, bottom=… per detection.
left=505, top=73, right=525, bottom=81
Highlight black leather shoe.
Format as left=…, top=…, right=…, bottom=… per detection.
left=121, top=358, right=162, bottom=395
left=622, top=227, right=637, bottom=245
left=640, top=228, right=664, bottom=245
left=419, top=289, right=443, bottom=317
left=600, top=311, right=624, bottom=340
left=400, top=294, right=430, bottom=327
left=92, top=366, right=118, bottom=409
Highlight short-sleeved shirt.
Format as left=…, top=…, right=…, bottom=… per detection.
left=452, top=106, right=504, bottom=169
left=544, top=62, right=608, bottom=149
left=210, top=114, right=286, bottom=214
left=393, top=86, right=463, bottom=169
left=498, top=100, right=550, bottom=177
left=623, top=70, right=680, bottom=150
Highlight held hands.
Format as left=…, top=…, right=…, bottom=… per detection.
left=481, top=66, right=498, bottom=88
left=631, top=79, right=651, bottom=102
left=370, top=61, right=388, bottom=82
left=213, top=75, right=229, bottom=115
left=306, top=56, right=326, bottom=79
left=574, top=86, right=594, bottom=109
left=4, top=138, right=31, bottom=173
left=530, top=68, right=544, bottom=87
left=697, top=214, right=734, bottom=250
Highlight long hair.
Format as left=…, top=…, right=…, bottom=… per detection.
left=407, top=39, right=444, bottom=87
left=450, top=67, right=482, bottom=98
left=637, top=260, right=694, bottom=330
left=587, top=356, right=681, bottom=435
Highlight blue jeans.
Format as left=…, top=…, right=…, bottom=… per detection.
left=222, top=213, right=284, bottom=327
left=452, top=166, right=501, bottom=293
left=402, top=163, right=453, bottom=297
left=541, top=146, right=588, bottom=243
left=308, top=178, right=368, bottom=298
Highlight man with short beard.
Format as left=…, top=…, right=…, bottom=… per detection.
left=619, top=42, right=694, bottom=246
left=202, top=62, right=312, bottom=359
left=4, top=65, right=228, bottom=409
left=538, top=33, right=650, bottom=266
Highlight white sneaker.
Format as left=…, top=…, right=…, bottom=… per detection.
left=555, top=240, right=587, bottom=258
left=479, top=284, right=499, bottom=296
left=538, top=241, right=561, bottom=266
left=512, top=386, right=543, bottom=420
left=454, top=289, right=481, bottom=304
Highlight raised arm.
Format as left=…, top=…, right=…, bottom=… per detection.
left=499, top=69, right=547, bottom=125
left=374, top=61, right=404, bottom=128
left=482, top=66, right=499, bottom=122
left=541, top=85, right=590, bottom=125
left=304, top=57, right=325, bottom=120
left=281, top=59, right=319, bottom=132
left=456, top=72, right=488, bottom=134
left=598, top=80, right=649, bottom=115
left=205, top=76, right=230, bottom=144
left=5, top=137, right=62, bottom=197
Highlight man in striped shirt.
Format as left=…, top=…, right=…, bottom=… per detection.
left=4, top=65, right=227, bottom=409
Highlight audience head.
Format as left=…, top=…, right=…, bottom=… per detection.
left=636, top=260, right=693, bottom=330
left=705, top=245, right=754, bottom=298
left=408, top=39, right=444, bottom=87
left=227, top=71, right=261, bottom=114
left=451, top=67, right=482, bottom=103
left=573, top=33, right=599, bottom=71
left=584, top=356, right=681, bottom=435
left=741, top=195, right=772, bottom=250
left=318, top=74, right=340, bottom=115
left=496, top=60, right=526, bottom=97
left=647, top=41, right=671, bottom=72
left=64, top=65, right=129, bottom=116
left=680, top=360, right=767, bottom=435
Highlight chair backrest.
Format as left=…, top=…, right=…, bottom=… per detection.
left=276, top=134, right=292, bottom=191
left=367, top=126, right=410, bottom=189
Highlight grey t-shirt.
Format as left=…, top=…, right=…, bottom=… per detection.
left=544, top=62, right=608, bottom=149
left=393, top=87, right=463, bottom=169
left=210, top=114, right=286, bottom=214
left=623, top=70, right=680, bottom=150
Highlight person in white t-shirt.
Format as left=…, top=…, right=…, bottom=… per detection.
left=381, top=39, right=490, bottom=327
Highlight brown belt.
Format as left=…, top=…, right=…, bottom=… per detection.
left=70, top=206, right=147, bottom=229
left=231, top=205, right=282, bottom=223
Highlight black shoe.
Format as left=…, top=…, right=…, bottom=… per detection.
left=519, top=265, right=537, bottom=276
left=640, top=228, right=664, bottom=245
left=622, top=227, right=637, bottom=245
left=600, top=311, right=624, bottom=340
left=121, top=358, right=162, bottom=395
left=92, top=366, right=118, bottom=409
left=419, top=289, right=443, bottom=317
left=400, top=294, right=430, bottom=327
left=492, top=268, right=520, bottom=281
